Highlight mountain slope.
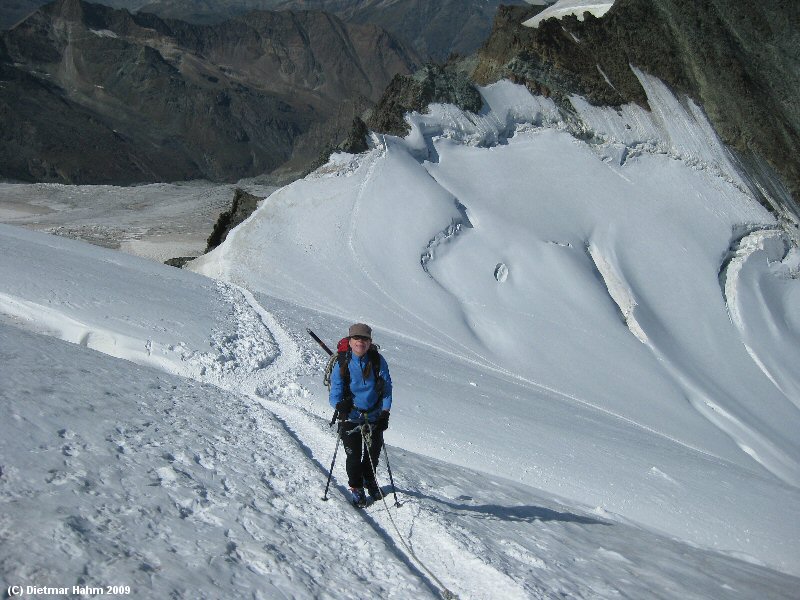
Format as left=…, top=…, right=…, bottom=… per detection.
left=473, top=0, right=800, bottom=235
left=3, top=0, right=536, bottom=60
left=189, top=78, right=800, bottom=574
left=135, top=0, right=535, bottom=61
left=0, top=0, right=419, bottom=183
left=1, top=222, right=799, bottom=597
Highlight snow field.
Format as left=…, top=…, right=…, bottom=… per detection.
left=1, top=225, right=799, bottom=597
left=2, top=71, right=800, bottom=597
left=190, top=78, right=800, bottom=575
left=0, top=323, right=432, bottom=599
left=0, top=181, right=278, bottom=263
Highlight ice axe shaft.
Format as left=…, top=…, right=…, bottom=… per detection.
left=307, top=328, right=333, bottom=356
left=307, top=328, right=340, bottom=426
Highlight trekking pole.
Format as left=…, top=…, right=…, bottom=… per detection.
left=321, top=425, right=342, bottom=501
left=382, top=439, right=401, bottom=507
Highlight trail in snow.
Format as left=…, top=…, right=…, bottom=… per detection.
left=2, top=223, right=800, bottom=594
left=186, top=281, right=528, bottom=598
left=185, top=284, right=800, bottom=599
left=0, top=323, right=434, bottom=600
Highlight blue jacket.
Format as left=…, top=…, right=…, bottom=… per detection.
left=329, top=351, right=392, bottom=422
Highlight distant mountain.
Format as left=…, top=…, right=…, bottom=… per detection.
left=0, top=0, right=419, bottom=184
left=0, top=0, right=151, bottom=29
left=136, top=0, right=534, bottom=61
left=3, top=0, right=537, bottom=61
left=1, top=1, right=47, bottom=29
left=472, top=0, right=800, bottom=230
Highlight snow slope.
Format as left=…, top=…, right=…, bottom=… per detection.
left=1, top=225, right=799, bottom=598
left=1, top=72, right=799, bottom=597
left=190, top=78, right=800, bottom=574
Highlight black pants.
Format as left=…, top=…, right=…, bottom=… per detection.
left=340, top=422, right=383, bottom=490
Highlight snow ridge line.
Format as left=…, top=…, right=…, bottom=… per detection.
left=345, top=136, right=504, bottom=369
left=0, top=292, right=185, bottom=376
left=718, top=227, right=791, bottom=397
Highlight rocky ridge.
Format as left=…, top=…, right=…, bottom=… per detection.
left=470, top=0, right=800, bottom=230
left=366, top=63, right=484, bottom=137
left=205, top=187, right=259, bottom=252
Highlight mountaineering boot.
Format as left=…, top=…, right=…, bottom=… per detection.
left=350, top=487, right=367, bottom=508
left=365, top=481, right=383, bottom=502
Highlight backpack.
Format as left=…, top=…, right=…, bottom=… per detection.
left=324, top=337, right=386, bottom=409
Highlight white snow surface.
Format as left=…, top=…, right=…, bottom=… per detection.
left=523, top=0, right=615, bottom=28
left=2, top=77, right=800, bottom=597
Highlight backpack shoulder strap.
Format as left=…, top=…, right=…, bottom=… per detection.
left=368, top=348, right=381, bottom=376
left=338, top=349, right=353, bottom=399
left=368, top=347, right=385, bottom=400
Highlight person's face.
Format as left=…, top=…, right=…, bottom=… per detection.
left=349, top=335, right=371, bottom=357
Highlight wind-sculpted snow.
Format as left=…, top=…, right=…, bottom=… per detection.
left=190, top=78, right=800, bottom=575
left=721, top=229, right=800, bottom=405
left=571, top=69, right=749, bottom=188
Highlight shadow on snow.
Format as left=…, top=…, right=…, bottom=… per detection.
left=400, top=489, right=610, bottom=526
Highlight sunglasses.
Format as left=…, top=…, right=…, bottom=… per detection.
left=350, top=335, right=371, bottom=341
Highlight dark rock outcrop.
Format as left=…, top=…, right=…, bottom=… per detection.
left=164, top=255, right=194, bottom=267
left=0, top=0, right=420, bottom=184
left=367, top=63, right=484, bottom=136
left=205, top=187, right=260, bottom=251
left=473, top=0, right=800, bottom=225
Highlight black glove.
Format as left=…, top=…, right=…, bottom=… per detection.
left=376, top=410, right=390, bottom=432
left=335, top=399, right=353, bottom=420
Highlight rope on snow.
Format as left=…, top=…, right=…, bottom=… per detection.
left=360, top=421, right=459, bottom=600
